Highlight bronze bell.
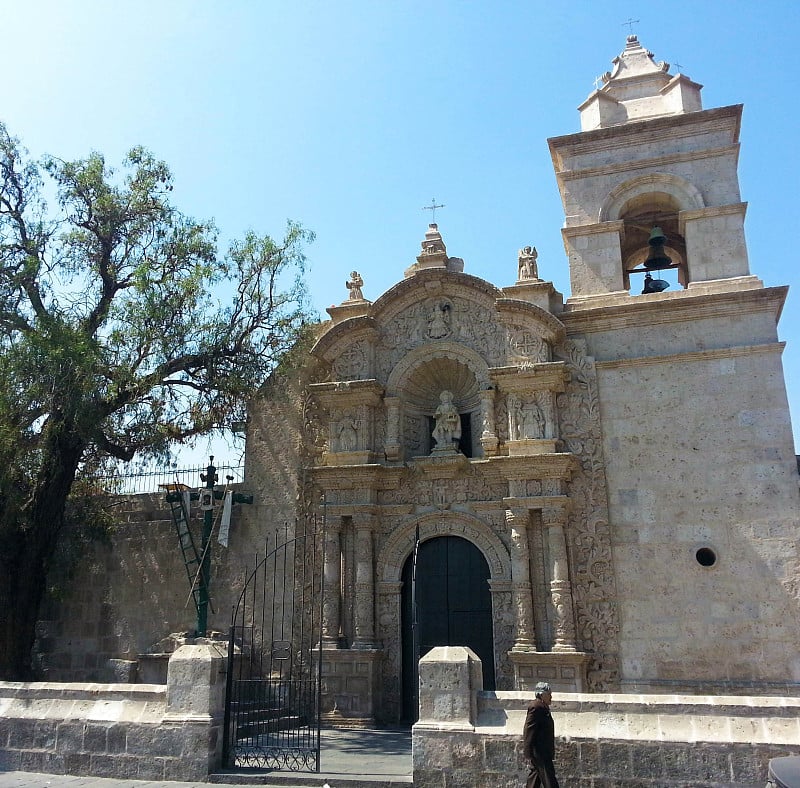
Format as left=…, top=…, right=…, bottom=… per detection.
left=642, top=272, right=669, bottom=294
left=643, top=226, right=672, bottom=269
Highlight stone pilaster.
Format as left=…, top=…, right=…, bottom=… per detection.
left=479, top=388, right=499, bottom=456
left=352, top=513, right=376, bottom=648
left=384, top=396, right=402, bottom=461
left=321, top=517, right=342, bottom=646
left=506, top=507, right=537, bottom=651
left=542, top=505, right=578, bottom=652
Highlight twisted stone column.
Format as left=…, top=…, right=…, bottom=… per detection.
left=321, top=517, right=342, bottom=646
left=543, top=506, right=577, bottom=651
left=352, top=513, right=376, bottom=648
left=506, top=507, right=537, bottom=651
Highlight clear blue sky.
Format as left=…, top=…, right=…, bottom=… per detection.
left=4, top=1, right=799, bottom=462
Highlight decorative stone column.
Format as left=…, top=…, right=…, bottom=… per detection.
left=352, top=513, right=376, bottom=648
left=385, top=396, right=402, bottom=461
left=479, top=388, right=499, bottom=456
left=321, top=517, right=342, bottom=646
left=506, top=508, right=537, bottom=651
left=543, top=505, right=578, bottom=651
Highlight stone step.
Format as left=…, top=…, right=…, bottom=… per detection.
left=209, top=773, right=413, bottom=787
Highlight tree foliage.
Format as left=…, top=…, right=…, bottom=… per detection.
left=0, top=124, right=314, bottom=678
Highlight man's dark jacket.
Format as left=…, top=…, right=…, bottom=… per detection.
left=523, top=698, right=555, bottom=763
left=523, top=697, right=559, bottom=787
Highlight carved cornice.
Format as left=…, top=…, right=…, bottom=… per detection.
left=309, top=379, right=385, bottom=408
left=490, top=363, right=569, bottom=393
left=548, top=104, right=742, bottom=168
left=487, top=453, right=579, bottom=481
left=312, top=464, right=402, bottom=490
left=562, top=284, right=787, bottom=334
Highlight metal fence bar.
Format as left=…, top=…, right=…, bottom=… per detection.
left=89, top=463, right=245, bottom=495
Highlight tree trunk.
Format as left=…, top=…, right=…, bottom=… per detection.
left=0, top=533, right=48, bottom=680
left=0, top=415, right=84, bottom=680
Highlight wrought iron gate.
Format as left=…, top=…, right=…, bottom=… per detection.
left=223, top=518, right=324, bottom=772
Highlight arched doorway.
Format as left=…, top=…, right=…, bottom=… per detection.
left=400, top=535, right=495, bottom=722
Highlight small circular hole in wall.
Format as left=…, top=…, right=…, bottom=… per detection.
left=695, top=547, right=717, bottom=567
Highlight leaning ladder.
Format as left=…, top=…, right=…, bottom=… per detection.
left=161, top=483, right=204, bottom=619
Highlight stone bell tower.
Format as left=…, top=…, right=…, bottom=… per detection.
left=550, top=34, right=754, bottom=301
left=546, top=37, right=800, bottom=693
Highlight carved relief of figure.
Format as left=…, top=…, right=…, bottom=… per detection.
left=337, top=414, right=359, bottom=451
left=346, top=271, right=364, bottom=300
left=518, top=246, right=539, bottom=280
left=507, top=394, right=524, bottom=441
left=427, top=300, right=452, bottom=339
left=521, top=400, right=545, bottom=439
left=432, top=390, right=461, bottom=450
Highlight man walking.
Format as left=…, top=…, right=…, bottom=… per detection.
left=522, top=681, right=559, bottom=788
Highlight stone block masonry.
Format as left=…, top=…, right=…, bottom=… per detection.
left=0, top=643, right=226, bottom=780
left=413, top=647, right=800, bottom=787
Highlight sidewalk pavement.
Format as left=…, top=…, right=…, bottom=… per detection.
left=0, top=728, right=412, bottom=788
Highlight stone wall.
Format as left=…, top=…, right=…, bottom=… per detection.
left=0, top=644, right=226, bottom=780
left=34, top=487, right=276, bottom=681
left=413, top=647, right=800, bottom=788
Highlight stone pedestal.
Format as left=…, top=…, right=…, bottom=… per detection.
left=415, top=646, right=482, bottom=730
left=317, top=648, right=383, bottom=726
left=166, top=643, right=227, bottom=718
left=509, top=650, right=590, bottom=693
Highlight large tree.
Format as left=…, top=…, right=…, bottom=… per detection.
left=0, top=125, right=314, bottom=679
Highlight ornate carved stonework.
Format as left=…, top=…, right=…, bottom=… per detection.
left=333, top=340, right=368, bottom=381
left=376, top=466, right=507, bottom=507
left=377, top=296, right=506, bottom=379
left=508, top=326, right=551, bottom=365
left=555, top=338, right=621, bottom=690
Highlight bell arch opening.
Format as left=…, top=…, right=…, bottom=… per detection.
left=619, top=192, right=688, bottom=295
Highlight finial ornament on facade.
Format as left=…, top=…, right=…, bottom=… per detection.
left=518, top=245, right=539, bottom=280
left=346, top=271, right=364, bottom=300
left=422, top=198, right=445, bottom=224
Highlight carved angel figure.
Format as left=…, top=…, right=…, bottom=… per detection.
left=517, top=246, right=539, bottom=280
left=346, top=271, right=364, bottom=300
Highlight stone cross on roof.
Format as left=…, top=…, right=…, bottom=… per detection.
left=422, top=198, right=445, bottom=224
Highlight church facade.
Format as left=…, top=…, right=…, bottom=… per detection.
left=244, top=36, right=799, bottom=725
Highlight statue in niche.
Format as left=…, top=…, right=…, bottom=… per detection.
left=521, top=400, right=545, bottom=439
left=518, top=246, right=539, bottom=280
left=346, top=271, right=364, bottom=300
left=432, top=391, right=461, bottom=450
left=508, top=393, right=524, bottom=441
left=427, top=300, right=452, bottom=339
left=337, top=414, right=359, bottom=451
